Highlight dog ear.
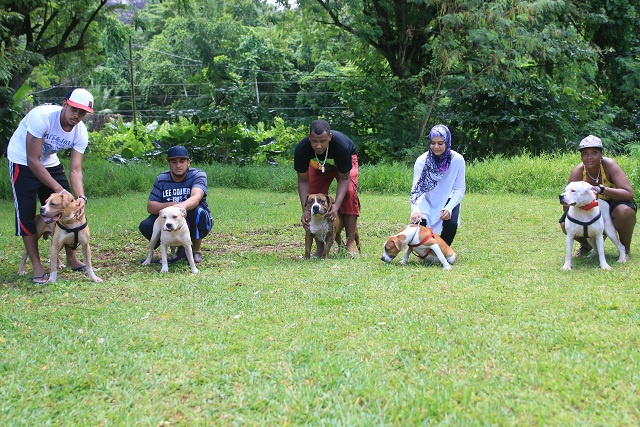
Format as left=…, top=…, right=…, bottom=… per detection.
left=180, top=208, right=187, bottom=217
left=62, top=193, right=75, bottom=207
left=392, top=237, right=403, bottom=251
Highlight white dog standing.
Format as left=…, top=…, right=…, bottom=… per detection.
left=141, top=206, right=199, bottom=274
left=559, top=181, right=626, bottom=270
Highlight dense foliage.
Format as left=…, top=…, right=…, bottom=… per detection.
left=1, top=0, right=639, bottom=163
left=1, top=152, right=637, bottom=201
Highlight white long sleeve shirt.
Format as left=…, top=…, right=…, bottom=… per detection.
left=410, top=150, right=466, bottom=234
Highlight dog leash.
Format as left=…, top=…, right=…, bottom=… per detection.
left=407, top=223, right=420, bottom=244
left=56, top=220, right=88, bottom=250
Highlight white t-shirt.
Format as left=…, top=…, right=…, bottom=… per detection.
left=7, top=104, right=89, bottom=167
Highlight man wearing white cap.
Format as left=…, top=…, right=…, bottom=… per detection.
left=7, top=88, right=95, bottom=284
left=560, top=134, right=637, bottom=258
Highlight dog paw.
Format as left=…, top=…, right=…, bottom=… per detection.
left=91, top=276, right=103, bottom=282
left=600, top=264, right=612, bottom=270
left=160, top=267, right=169, bottom=273
left=442, top=265, right=452, bottom=271
left=191, top=268, right=199, bottom=274
left=561, top=264, right=572, bottom=271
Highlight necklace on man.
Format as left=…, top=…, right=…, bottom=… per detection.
left=316, top=146, right=329, bottom=173
left=586, top=162, right=601, bottom=183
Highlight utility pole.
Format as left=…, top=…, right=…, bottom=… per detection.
left=129, top=36, right=137, bottom=127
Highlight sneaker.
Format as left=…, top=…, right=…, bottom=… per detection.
left=193, top=252, right=203, bottom=263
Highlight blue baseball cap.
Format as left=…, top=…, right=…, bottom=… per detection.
left=167, top=146, right=190, bottom=159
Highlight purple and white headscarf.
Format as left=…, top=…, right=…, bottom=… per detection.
left=410, top=124, right=453, bottom=204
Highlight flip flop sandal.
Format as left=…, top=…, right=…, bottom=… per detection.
left=31, top=274, right=49, bottom=285
left=72, top=265, right=86, bottom=272
left=574, top=246, right=591, bottom=257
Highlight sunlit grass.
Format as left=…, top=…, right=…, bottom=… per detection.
left=1, top=186, right=639, bottom=425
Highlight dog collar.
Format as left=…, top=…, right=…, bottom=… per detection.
left=581, top=200, right=599, bottom=211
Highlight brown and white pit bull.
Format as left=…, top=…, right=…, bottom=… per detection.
left=40, top=191, right=102, bottom=283
left=381, top=224, right=457, bottom=270
left=304, top=193, right=342, bottom=259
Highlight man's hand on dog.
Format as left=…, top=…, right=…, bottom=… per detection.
left=301, top=212, right=310, bottom=231
left=75, top=197, right=86, bottom=219
left=327, top=204, right=340, bottom=221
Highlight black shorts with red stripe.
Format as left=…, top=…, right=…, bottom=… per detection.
left=9, top=162, right=70, bottom=236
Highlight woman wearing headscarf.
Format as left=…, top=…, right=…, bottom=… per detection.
left=409, top=124, right=466, bottom=246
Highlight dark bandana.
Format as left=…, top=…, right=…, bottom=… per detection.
left=410, top=125, right=453, bottom=204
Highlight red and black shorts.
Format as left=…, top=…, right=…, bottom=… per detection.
left=9, top=162, right=70, bottom=236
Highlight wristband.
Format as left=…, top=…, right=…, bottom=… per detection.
left=78, top=195, right=88, bottom=203
left=599, top=185, right=605, bottom=194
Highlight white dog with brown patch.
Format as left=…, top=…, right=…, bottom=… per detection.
left=381, top=224, right=457, bottom=270
left=141, top=206, right=199, bottom=274
left=559, top=180, right=626, bottom=270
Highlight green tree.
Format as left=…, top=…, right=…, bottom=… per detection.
left=566, top=0, right=640, bottom=140
left=290, top=0, right=638, bottom=160
left=0, top=0, right=115, bottom=112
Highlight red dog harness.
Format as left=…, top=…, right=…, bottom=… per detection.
left=408, top=226, right=436, bottom=259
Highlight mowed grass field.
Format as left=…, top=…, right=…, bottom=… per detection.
left=1, top=187, right=639, bottom=425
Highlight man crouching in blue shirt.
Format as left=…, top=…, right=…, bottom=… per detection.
left=139, top=146, right=214, bottom=264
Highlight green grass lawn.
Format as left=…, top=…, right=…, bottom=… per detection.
left=1, top=188, right=639, bottom=425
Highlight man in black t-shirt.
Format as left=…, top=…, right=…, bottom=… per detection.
left=139, top=146, right=213, bottom=264
left=294, top=120, right=360, bottom=257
